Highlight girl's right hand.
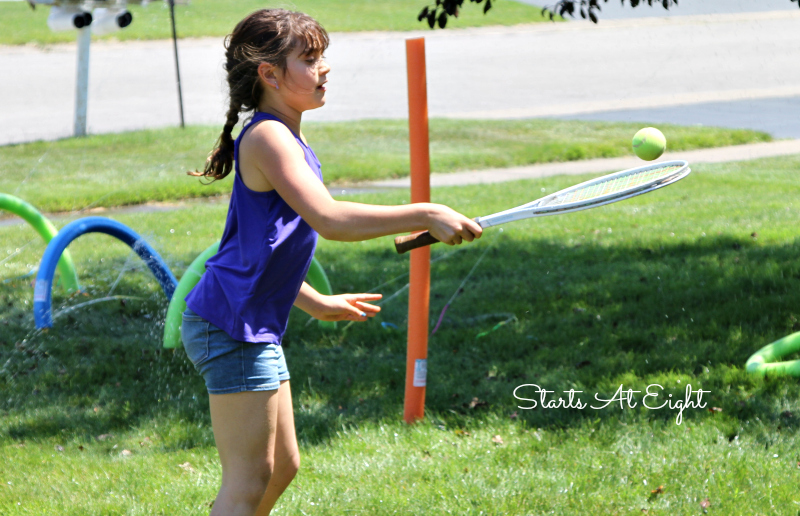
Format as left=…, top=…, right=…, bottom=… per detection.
left=311, top=293, right=382, bottom=322
left=426, top=204, right=483, bottom=246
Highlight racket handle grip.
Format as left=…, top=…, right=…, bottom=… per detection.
left=394, top=231, right=440, bottom=254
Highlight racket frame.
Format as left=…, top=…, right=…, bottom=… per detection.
left=477, top=160, right=690, bottom=228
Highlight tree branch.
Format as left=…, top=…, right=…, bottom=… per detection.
left=415, top=0, right=800, bottom=29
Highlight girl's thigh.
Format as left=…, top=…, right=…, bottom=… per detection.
left=209, top=389, right=281, bottom=473
left=208, top=381, right=297, bottom=474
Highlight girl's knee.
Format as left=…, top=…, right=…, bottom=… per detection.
left=287, top=451, right=300, bottom=476
left=258, top=458, right=276, bottom=485
left=275, top=451, right=300, bottom=483
left=223, top=459, right=275, bottom=504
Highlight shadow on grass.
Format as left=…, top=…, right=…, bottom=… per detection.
left=2, top=236, right=800, bottom=448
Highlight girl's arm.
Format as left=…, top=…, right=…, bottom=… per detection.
left=294, top=282, right=382, bottom=322
left=239, top=121, right=482, bottom=244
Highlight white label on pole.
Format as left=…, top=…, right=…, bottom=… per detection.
left=34, top=279, right=49, bottom=303
left=413, top=359, right=427, bottom=387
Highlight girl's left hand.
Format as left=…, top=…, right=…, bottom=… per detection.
left=314, top=293, right=382, bottom=322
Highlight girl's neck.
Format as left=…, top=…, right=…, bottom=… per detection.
left=258, top=104, right=302, bottom=136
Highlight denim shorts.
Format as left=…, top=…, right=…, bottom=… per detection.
left=181, top=308, right=290, bottom=394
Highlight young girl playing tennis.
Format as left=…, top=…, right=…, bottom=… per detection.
left=182, top=9, right=481, bottom=515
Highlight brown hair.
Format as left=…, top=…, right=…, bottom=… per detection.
left=191, top=9, right=329, bottom=181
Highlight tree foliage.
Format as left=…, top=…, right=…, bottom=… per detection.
left=416, top=0, right=492, bottom=29
left=418, top=0, right=800, bottom=28
left=541, top=0, right=679, bottom=23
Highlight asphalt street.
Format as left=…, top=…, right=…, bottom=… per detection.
left=561, top=97, right=800, bottom=139
left=531, top=0, right=800, bottom=138
left=1, top=7, right=799, bottom=145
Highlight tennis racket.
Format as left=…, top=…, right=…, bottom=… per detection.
left=395, top=159, right=690, bottom=254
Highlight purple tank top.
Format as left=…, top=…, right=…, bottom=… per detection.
left=185, top=112, right=322, bottom=343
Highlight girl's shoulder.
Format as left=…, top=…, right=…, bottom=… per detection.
left=238, top=119, right=308, bottom=189
left=241, top=117, right=291, bottom=144
left=240, top=119, right=303, bottom=158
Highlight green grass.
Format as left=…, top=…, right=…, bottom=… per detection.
left=0, top=0, right=551, bottom=46
left=0, top=120, right=771, bottom=213
left=2, top=154, right=800, bottom=514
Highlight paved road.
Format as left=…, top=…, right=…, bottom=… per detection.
left=1, top=9, right=799, bottom=145
left=522, top=0, right=800, bottom=138
left=562, top=97, right=800, bottom=139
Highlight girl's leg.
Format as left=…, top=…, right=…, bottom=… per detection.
left=208, top=389, right=280, bottom=516
left=255, top=380, right=300, bottom=515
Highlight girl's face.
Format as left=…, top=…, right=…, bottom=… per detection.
left=274, top=45, right=330, bottom=112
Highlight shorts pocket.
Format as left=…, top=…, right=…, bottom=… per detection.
left=181, top=308, right=206, bottom=322
left=181, top=311, right=210, bottom=366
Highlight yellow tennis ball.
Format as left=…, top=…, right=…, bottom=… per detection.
left=632, top=127, right=666, bottom=161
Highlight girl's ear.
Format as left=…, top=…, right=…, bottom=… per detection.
left=257, top=62, right=280, bottom=90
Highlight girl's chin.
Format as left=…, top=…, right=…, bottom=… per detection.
left=301, top=99, right=326, bottom=112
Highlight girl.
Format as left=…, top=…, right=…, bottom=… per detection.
left=182, top=9, right=481, bottom=516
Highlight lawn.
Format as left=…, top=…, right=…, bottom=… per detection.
left=0, top=120, right=771, bottom=213
left=0, top=0, right=551, bottom=46
left=1, top=154, right=800, bottom=514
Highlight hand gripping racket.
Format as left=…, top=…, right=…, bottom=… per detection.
left=394, top=159, right=690, bottom=254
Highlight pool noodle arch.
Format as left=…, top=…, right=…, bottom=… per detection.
left=305, top=255, right=337, bottom=331
left=34, top=216, right=177, bottom=329
left=162, top=241, right=336, bottom=349
left=746, top=332, right=800, bottom=377
left=0, top=193, right=79, bottom=293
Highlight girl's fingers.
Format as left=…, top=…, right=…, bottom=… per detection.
left=467, top=220, right=483, bottom=238
left=324, top=294, right=383, bottom=322
left=457, top=221, right=481, bottom=243
left=354, top=301, right=381, bottom=313
left=346, top=303, right=368, bottom=319
left=351, top=293, right=382, bottom=302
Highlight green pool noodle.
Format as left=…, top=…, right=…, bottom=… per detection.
left=163, top=242, right=336, bottom=349
left=305, top=256, right=337, bottom=331
left=746, top=331, right=800, bottom=377
left=0, top=193, right=79, bottom=293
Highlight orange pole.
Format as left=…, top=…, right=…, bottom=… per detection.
left=403, top=37, right=430, bottom=424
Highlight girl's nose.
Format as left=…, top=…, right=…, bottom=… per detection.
left=319, top=59, right=331, bottom=75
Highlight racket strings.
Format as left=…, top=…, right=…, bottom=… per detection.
left=552, top=165, right=682, bottom=206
